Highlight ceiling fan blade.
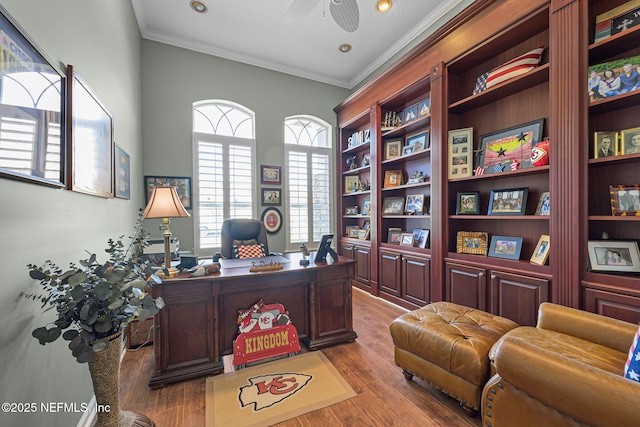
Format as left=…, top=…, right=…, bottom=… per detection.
left=330, top=0, right=359, bottom=33
left=285, top=0, right=320, bottom=23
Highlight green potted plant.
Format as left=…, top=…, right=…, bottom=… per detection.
left=22, top=215, right=163, bottom=426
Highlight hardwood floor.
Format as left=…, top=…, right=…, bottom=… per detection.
left=119, top=288, right=482, bottom=427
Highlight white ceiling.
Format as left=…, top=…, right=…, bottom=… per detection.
left=131, top=0, right=465, bottom=89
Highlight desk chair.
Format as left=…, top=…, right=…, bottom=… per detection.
left=220, top=219, right=269, bottom=259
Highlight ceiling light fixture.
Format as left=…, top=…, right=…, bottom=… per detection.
left=376, top=0, right=393, bottom=13
left=190, top=1, right=207, bottom=13
left=339, top=44, right=352, bottom=53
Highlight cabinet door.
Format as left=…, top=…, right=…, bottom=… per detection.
left=445, top=262, right=487, bottom=311
left=379, top=250, right=402, bottom=297
left=403, top=254, right=430, bottom=307
left=354, top=245, right=371, bottom=284
left=489, top=271, right=549, bottom=326
left=341, top=243, right=355, bottom=260
left=583, top=288, right=640, bottom=324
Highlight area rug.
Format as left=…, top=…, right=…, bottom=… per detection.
left=205, top=351, right=356, bottom=427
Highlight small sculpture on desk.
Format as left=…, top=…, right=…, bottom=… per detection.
left=300, top=244, right=310, bottom=266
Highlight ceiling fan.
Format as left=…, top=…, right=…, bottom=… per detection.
left=285, top=0, right=360, bottom=33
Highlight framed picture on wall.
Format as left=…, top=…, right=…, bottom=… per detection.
left=260, top=165, right=281, bottom=185
left=114, top=145, right=130, bottom=199
left=144, top=176, right=192, bottom=208
left=261, top=188, right=281, bottom=206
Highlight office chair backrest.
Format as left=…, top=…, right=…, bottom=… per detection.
left=220, top=219, right=269, bottom=259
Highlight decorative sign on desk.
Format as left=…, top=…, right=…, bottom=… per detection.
left=219, top=255, right=290, bottom=269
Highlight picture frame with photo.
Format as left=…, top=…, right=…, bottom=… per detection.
left=488, top=187, right=528, bottom=215
left=344, top=205, right=360, bottom=216
left=345, top=225, right=360, bottom=237
left=348, top=227, right=361, bottom=238
left=488, top=236, right=524, bottom=260
left=261, top=165, right=282, bottom=185
left=384, top=170, right=403, bottom=188
left=587, top=240, right=640, bottom=272
left=401, top=145, right=415, bottom=156
left=114, top=145, right=130, bottom=200
left=594, top=0, right=640, bottom=43
left=621, top=126, right=640, bottom=155
left=530, top=235, right=550, bottom=265
left=588, top=55, right=640, bottom=101
left=382, top=197, right=405, bottom=215
left=385, top=140, right=403, bottom=160
left=478, top=119, right=544, bottom=173
left=593, top=131, right=619, bottom=158
left=402, top=103, right=418, bottom=125
left=344, top=176, right=359, bottom=193
left=261, top=188, right=281, bottom=206
left=400, top=233, right=415, bottom=246
left=362, top=220, right=370, bottom=229
left=417, top=98, right=431, bottom=117
left=448, top=127, right=473, bottom=179
left=609, top=184, right=640, bottom=215
left=456, top=191, right=480, bottom=215
left=388, top=229, right=403, bottom=244
left=405, top=194, right=424, bottom=214
left=456, top=231, right=488, bottom=256
left=362, top=199, right=372, bottom=216
left=357, top=229, right=370, bottom=240
left=144, top=176, right=192, bottom=208
left=407, top=131, right=430, bottom=150
left=417, top=229, right=430, bottom=249
left=535, top=192, right=550, bottom=215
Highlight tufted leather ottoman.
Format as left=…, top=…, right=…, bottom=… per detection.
left=390, top=302, right=518, bottom=416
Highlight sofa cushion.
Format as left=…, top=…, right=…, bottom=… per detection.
left=624, top=324, right=640, bottom=382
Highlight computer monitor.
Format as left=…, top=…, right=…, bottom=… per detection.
left=314, top=234, right=338, bottom=263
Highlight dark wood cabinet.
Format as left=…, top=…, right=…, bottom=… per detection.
left=403, top=254, right=430, bottom=307
left=149, top=254, right=357, bottom=388
left=489, top=270, right=549, bottom=326
left=340, top=242, right=372, bottom=292
left=445, top=262, right=487, bottom=311
left=379, top=249, right=430, bottom=309
left=379, top=250, right=402, bottom=298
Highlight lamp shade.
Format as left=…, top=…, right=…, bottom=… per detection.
left=141, top=187, right=190, bottom=219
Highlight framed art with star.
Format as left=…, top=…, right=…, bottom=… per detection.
left=477, top=119, right=544, bottom=175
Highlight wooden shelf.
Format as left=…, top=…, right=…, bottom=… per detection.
left=343, top=164, right=371, bottom=175
left=382, top=181, right=431, bottom=191
left=382, top=148, right=431, bottom=165
left=588, top=215, right=640, bottom=221
left=588, top=90, right=640, bottom=116
left=448, top=165, right=549, bottom=182
left=588, top=25, right=640, bottom=64
left=381, top=115, right=431, bottom=138
left=382, top=215, right=431, bottom=219
left=588, top=152, right=640, bottom=166
left=342, top=190, right=371, bottom=197
left=450, top=215, right=549, bottom=220
left=342, top=140, right=370, bottom=154
left=445, top=253, right=551, bottom=276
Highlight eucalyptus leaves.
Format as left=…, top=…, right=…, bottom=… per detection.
left=22, top=216, right=164, bottom=363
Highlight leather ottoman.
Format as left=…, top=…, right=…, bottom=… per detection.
left=390, top=302, right=518, bottom=415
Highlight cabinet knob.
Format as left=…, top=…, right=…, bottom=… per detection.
left=478, top=272, right=484, bottom=277
left=491, top=274, right=496, bottom=279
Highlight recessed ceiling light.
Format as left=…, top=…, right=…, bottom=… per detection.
left=339, top=44, right=352, bottom=53
left=190, top=1, right=207, bottom=13
left=376, top=0, right=393, bottom=13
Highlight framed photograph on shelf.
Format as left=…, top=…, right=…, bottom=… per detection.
left=388, top=229, right=403, bottom=244
left=344, top=205, right=360, bottom=216
left=261, top=188, right=281, bottom=206
left=417, top=98, right=431, bottom=117
left=456, top=191, right=480, bottom=215
left=456, top=231, right=488, bottom=256
left=417, top=229, right=430, bottom=249
left=344, top=176, right=359, bottom=193
left=588, top=55, right=640, bottom=101
left=530, top=235, right=550, bottom=265
left=488, top=236, right=524, bottom=260
left=0, top=6, right=66, bottom=188
left=593, top=131, right=619, bottom=158
left=384, top=170, right=403, bottom=188
left=362, top=220, right=370, bottom=229
left=448, top=128, right=473, bottom=179
left=348, top=228, right=361, bottom=238
left=362, top=199, right=371, bottom=216
left=609, top=185, right=640, bottom=215
left=620, top=127, right=640, bottom=155
left=114, top=145, right=130, bottom=199
left=402, top=103, right=418, bottom=125
left=587, top=240, right=640, bottom=272
left=144, top=176, right=192, bottom=208
left=488, top=187, right=529, bottom=215
left=67, top=65, right=114, bottom=198
left=402, top=145, right=415, bottom=156
left=477, top=119, right=544, bottom=174
left=385, top=140, right=402, bottom=160
left=400, top=233, right=415, bottom=246
left=535, top=192, right=550, bottom=215
left=382, top=197, right=405, bottom=215
left=346, top=225, right=360, bottom=237
left=357, top=229, right=370, bottom=240
left=405, top=194, right=424, bottom=214
left=407, top=131, right=429, bottom=150
left=260, top=165, right=281, bottom=185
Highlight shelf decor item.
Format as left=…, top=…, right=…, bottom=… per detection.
left=587, top=240, right=640, bottom=272
left=348, top=228, right=361, bottom=238
left=456, top=191, right=480, bottom=215
left=478, top=119, right=544, bottom=174
left=402, top=103, right=418, bottom=125
left=472, top=46, right=545, bottom=95
left=488, top=187, right=529, bottom=215
left=594, top=0, right=640, bottom=43
left=357, top=229, right=370, bottom=240
left=382, top=197, right=404, bottom=215
left=344, top=175, right=359, bottom=193
left=417, top=98, right=431, bottom=117
left=621, top=127, right=640, bottom=155
left=488, top=236, right=524, bottom=260
left=530, top=235, right=550, bottom=265
left=344, top=205, right=360, bottom=216
left=609, top=185, right=640, bottom=216
left=456, top=231, right=488, bottom=256
left=406, top=131, right=430, bottom=150
left=385, top=140, right=402, bottom=159
left=417, top=229, right=430, bottom=249
left=388, top=229, right=403, bottom=244
left=400, top=233, right=415, bottom=246
left=535, top=192, right=550, bottom=216
left=362, top=199, right=371, bottom=216
left=405, top=194, right=424, bottom=214
left=593, top=132, right=619, bottom=158
left=384, top=170, right=403, bottom=188
left=588, top=56, right=640, bottom=101
left=346, top=225, right=360, bottom=237
left=448, top=127, right=473, bottom=179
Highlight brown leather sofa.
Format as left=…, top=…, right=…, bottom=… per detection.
left=482, top=302, right=640, bottom=427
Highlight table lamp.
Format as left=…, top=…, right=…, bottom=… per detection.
left=141, top=186, right=190, bottom=274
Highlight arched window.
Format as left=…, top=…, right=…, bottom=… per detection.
left=284, top=115, right=333, bottom=250
left=193, top=100, right=256, bottom=255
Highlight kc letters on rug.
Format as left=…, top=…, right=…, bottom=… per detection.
left=206, top=352, right=356, bottom=427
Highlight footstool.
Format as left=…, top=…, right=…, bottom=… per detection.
left=390, top=302, right=518, bottom=416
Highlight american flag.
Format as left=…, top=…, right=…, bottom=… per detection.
left=511, top=160, right=520, bottom=171
left=625, top=326, right=640, bottom=382
left=493, top=164, right=505, bottom=173
left=473, top=46, right=545, bottom=95
left=474, top=167, right=484, bottom=176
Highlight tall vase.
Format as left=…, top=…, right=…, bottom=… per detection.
left=88, top=332, right=154, bottom=427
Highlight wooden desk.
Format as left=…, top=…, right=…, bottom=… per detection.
left=149, top=253, right=357, bottom=388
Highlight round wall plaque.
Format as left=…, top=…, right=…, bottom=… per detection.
left=261, top=207, right=282, bottom=234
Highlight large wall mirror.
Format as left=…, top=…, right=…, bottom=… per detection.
left=0, top=5, right=65, bottom=187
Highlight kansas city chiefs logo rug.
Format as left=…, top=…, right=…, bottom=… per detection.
left=238, top=373, right=313, bottom=411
